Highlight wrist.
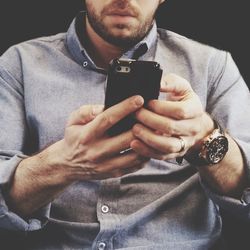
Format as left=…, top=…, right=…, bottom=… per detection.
left=43, top=140, right=78, bottom=185
left=18, top=140, right=74, bottom=186
left=7, top=141, right=74, bottom=217
left=185, top=115, right=228, bottom=166
left=187, top=113, right=214, bottom=155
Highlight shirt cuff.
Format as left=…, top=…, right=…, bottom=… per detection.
left=199, top=176, right=250, bottom=220
left=0, top=155, right=50, bottom=231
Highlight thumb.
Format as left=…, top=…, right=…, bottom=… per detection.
left=67, top=105, right=104, bottom=126
left=160, top=73, right=193, bottom=100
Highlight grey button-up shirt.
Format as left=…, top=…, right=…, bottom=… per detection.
left=1, top=12, right=250, bottom=250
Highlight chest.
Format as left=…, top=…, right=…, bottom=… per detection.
left=24, top=66, right=107, bottom=149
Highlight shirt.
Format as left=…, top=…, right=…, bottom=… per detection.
left=0, top=12, right=250, bottom=250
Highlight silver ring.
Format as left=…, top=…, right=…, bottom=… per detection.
left=178, top=136, right=186, bottom=153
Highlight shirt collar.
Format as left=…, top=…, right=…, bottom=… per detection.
left=66, top=11, right=158, bottom=69
left=122, top=22, right=157, bottom=60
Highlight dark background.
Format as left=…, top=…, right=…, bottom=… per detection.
left=0, top=0, right=249, bottom=88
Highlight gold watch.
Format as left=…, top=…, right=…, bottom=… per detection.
left=185, top=120, right=229, bottom=166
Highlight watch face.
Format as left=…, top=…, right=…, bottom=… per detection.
left=206, top=136, right=228, bottom=164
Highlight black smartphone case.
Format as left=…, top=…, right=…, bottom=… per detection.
left=104, top=59, right=162, bottom=136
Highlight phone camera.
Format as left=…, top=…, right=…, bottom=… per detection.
left=116, top=66, right=122, bottom=72
left=115, top=66, right=131, bottom=73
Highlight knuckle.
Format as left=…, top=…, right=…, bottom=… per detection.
left=163, top=121, right=174, bottom=135
left=85, top=150, right=99, bottom=164
left=77, top=107, right=86, bottom=118
left=175, top=107, right=188, bottom=119
left=67, top=106, right=93, bottom=126
left=121, top=132, right=134, bottom=148
left=79, top=130, right=92, bottom=144
left=100, top=112, right=114, bottom=128
left=144, top=136, right=154, bottom=146
left=190, top=123, right=201, bottom=136
left=67, top=111, right=76, bottom=126
left=79, top=106, right=93, bottom=120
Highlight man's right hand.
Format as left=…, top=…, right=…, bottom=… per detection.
left=7, top=95, right=147, bottom=217
left=59, top=95, right=148, bottom=181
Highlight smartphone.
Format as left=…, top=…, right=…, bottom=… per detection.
left=104, top=58, right=162, bottom=136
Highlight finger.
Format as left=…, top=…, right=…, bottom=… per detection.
left=135, top=108, right=202, bottom=136
left=148, top=96, right=203, bottom=120
left=88, top=95, right=144, bottom=138
left=84, top=151, right=148, bottom=180
left=131, top=139, right=187, bottom=161
left=99, top=150, right=148, bottom=172
left=132, top=124, right=190, bottom=154
left=70, top=151, right=148, bottom=181
left=159, top=74, right=203, bottom=118
left=86, top=130, right=135, bottom=161
left=130, top=139, right=166, bottom=160
left=160, top=73, right=193, bottom=97
left=67, top=105, right=104, bottom=126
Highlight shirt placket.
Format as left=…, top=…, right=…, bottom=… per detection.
left=92, top=178, right=121, bottom=250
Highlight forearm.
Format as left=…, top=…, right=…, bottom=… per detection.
left=198, top=135, right=247, bottom=197
left=6, top=140, right=73, bottom=218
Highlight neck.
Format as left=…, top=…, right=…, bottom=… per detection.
left=85, top=17, right=125, bottom=69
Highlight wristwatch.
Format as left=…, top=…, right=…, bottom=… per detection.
left=185, top=120, right=229, bottom=166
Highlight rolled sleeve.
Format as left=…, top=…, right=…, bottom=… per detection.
left=0, top=155, right=50, bottom=231
left=199, top=137, right=250, bottom=220
left=201, top=178, right=250, bottom=221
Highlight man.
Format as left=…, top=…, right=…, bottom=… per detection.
left=0, top=0, right=249, bottom=249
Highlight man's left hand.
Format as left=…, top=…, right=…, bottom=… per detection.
left=130, top=73, right=214, bottom=161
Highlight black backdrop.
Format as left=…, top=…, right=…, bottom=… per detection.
left=0, top=0, right=249, bottom=87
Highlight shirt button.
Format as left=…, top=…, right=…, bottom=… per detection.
left=101, top=205, right=109, bottom=214
left=98, top=242, right=106, bottom=250
left=83, top=61, right=88, bottom=67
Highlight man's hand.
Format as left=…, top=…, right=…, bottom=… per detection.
left=8, top=95, right=148, bottom=217
left=130, top=73, right=247, bottom=197
left=59, top=95, right=148, bottom=181
left=130, top=73, right=214, bottom=160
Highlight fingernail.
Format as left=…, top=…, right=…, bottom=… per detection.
left=134, top=96, right=144, bottom=106
left=92, top=105, right=104, bottom=116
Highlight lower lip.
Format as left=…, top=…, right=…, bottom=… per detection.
left=108, top=15, right=136, bottom=23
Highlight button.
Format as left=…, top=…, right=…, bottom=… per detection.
left=101, top=205, right=109, bottom=214
left=98, top=242, right=106, bottom=250
left=83, top=61, right=88, bottom=67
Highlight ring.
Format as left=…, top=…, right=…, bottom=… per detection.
left=178, top=136, right=186, bottom=153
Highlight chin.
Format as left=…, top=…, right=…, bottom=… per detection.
left=111, top=30, right=133, bottom=39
